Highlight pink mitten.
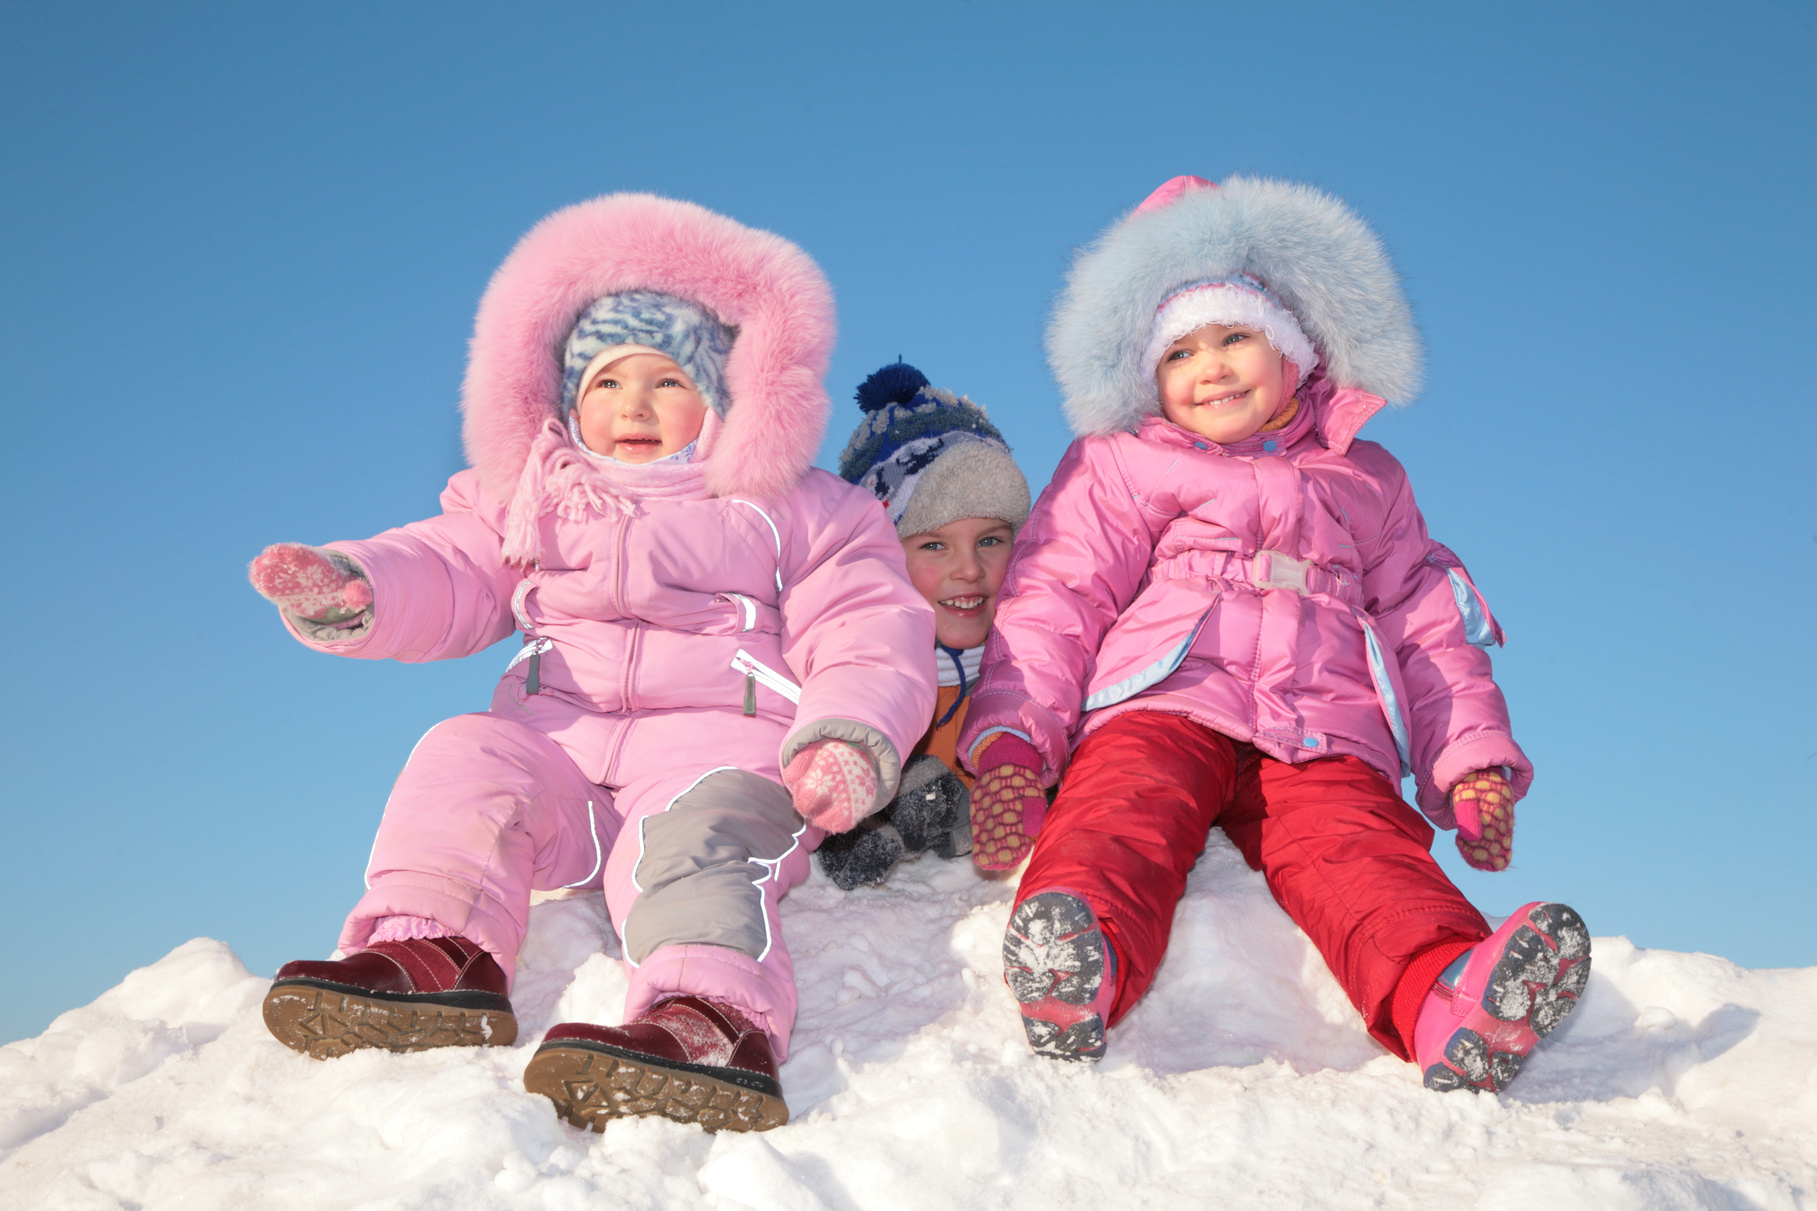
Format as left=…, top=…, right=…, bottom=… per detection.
left=249, top=543, right=373, bottom=624
left=783, top=739, right=880, bottom=832
left=1452, top=768, right=1515, bottom=872
left=968, top=734, right=1047, bottom=872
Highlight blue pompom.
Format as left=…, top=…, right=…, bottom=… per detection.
left=855, top=361, right=931, bottom=413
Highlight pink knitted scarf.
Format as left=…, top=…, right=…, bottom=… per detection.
left=502, top=418, right=710, bottom=565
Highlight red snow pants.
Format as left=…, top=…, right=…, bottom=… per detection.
left=1016, top=711, right=1490, bottom=1058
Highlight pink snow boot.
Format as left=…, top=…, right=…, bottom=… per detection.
left=262, top=935, right=517, bottom=1059
left=249, top=542, right=373, bottom=623
left=1414, top=902, right=1591, bottom=1093
left=1003, top=890, right=1118, bottom=1061
left=523, top=996, right=788, bottom=1133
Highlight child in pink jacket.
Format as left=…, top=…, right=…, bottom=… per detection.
left=960, top=176, right=1589, bottom=1093
left=249, top=195, right=935, bottom=1133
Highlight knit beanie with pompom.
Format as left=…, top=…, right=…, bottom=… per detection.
left=837, top=362, right=1030, bottom=538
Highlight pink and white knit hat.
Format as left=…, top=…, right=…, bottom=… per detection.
left=1142, top=273, right=1317, bottom=391
left=1132, top=176, right=1316, bottom=392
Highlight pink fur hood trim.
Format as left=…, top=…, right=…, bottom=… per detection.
left=461, top=194, right=837, bottom=506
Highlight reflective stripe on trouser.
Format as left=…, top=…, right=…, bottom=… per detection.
left=1018, top=710, right=1489, bottom=1057
left=339, top=712, right=617, bottom=987
left=336, top=710, right=814, bottom=1056
left=610, top=766, right=812, bottom=1056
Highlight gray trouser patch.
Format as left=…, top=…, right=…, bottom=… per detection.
left=625, top=769, right=803, bottom=963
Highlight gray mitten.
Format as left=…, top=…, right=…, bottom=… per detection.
left=891, top=754, right=972, bottom=859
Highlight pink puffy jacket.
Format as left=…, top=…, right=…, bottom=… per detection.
left=285, top=193, right=935, bottom=798
left=958, top=377, right=1530, bottom=827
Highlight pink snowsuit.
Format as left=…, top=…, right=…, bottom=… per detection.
left=277, top=196, right=935, bottom=1056
left=958, top=373, right=1530, bottom=827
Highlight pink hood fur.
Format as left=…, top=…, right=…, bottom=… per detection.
left=461, top=194, right=836, bottom=505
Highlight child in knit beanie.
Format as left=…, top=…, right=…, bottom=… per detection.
left=816, top=362, right=1031, bottom=889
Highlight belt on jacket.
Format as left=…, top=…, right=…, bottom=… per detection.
left=1251, top=549, right=1354, bottom=600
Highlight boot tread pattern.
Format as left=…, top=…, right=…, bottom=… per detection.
left=1423, top=902, right=1590, bottom=1094
left=263, top=986, right=517, bottom=1059
left=523, top=1045, right=789, bottom=1133
left=1004, top=892, right=1108, bottom=1061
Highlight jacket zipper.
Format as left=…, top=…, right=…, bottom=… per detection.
left=731, top=649, right=801, bottom=716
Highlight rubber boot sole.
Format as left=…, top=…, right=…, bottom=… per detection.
left=523, top=1039, right=789, bottom=1133
left=1422, top=902, right=1591, bottom=1093
left=262, top=979, right=517, bottom=1059
left=1003, top=891, right=1112, bottom=1061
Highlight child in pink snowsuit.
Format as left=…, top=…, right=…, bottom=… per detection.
left=249, top=194, right=935, bottom=1133
left=960, top=176, right=1591, bottom=1094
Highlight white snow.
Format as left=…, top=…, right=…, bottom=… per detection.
left=4, top=836, right=1814, bottom=1210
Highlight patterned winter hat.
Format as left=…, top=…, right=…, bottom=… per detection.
left=838, top=362, right=1031, bottom=538
left=560, top=290, right=737, bottom=418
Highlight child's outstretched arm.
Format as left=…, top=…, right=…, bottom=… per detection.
left=773, top=481, right=937, bottom=832
left=1355, top=446, right=1530, bottom=869
left=249, top=470, right=522, bottom=663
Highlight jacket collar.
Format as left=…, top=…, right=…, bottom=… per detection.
left=1132, top=370, right=1387, bottom=458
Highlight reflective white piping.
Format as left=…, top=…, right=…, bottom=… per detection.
left=511, top=581, right=536, bottom=633
left=366, top=725, right=440, bottom=888
left=1361, top=620, right=1413, bottom=776
left=505, top=636, right=553, bottom=671
left=749, top=814, right=809, bottom=963
left=624, top=765, right=739, bottom=969
left=1446, top=568, right=1497, bottom=648
left=731, top=649, right=802, bottom=703
left=730, top=499, right=785, bottom=592
left=1082, top=608, right=1213, bottom=712
left=560, top=800, right=605, bottom=888
left=723, top=592, right=758, bottom=632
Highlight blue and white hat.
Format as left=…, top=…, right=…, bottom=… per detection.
left=838, top=362, right=1030, bottom=538
left=560, top=291, right=737, bottom=417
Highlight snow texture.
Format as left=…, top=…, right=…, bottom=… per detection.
left=4, top=835, right=1813, bottom=1210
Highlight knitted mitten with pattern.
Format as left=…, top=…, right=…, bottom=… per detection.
left=969, top=734, right=1047, bottom=871
left=784, top=739, right=880, bottom=833
left=249, top=543, right=373, bottom=625
left=1452, top=769, right=1515, bottom=872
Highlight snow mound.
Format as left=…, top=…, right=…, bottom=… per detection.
left=4, top=836, right=1813, bottom=1209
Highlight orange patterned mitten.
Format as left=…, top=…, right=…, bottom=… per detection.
left=1452, top=768, right=1515, bottom=872
left=968, top=734, right=1047, bottom=872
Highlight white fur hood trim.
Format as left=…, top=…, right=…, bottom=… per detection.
left=1047, top=177, right=1424, bottom=437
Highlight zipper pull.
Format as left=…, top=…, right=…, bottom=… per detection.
left=527, top=648, right=542, bottom=696
left=743, top=672, right=757, bottom=716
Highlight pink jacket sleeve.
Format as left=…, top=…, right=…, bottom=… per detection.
left=284, top=470, right=522, bottom=663
left=1352, top=446, right=1532, bottom=824
left=775, top=474, right=938, bottom=798
left=958, top=439, right=1164, bottom=782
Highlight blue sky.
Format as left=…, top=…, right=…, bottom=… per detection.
left=1, top=1, right=1812, bottom=1045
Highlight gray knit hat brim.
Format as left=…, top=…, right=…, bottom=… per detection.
left=894, top=440, right=1031, bottom=539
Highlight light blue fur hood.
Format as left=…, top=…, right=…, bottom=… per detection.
left=1047, top=177, right=1424, bottom=437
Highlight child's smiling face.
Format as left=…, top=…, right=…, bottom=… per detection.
left=902, top=516, right=1014, bottom=650
left=1154, top=324, right=1290, bottom=446
left=575, top=352, right=709, bottom=463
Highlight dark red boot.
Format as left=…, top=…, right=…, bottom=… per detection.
left=262, top=935, right=517, bottom=1059
left=523, top=996, right=789, bottom=1133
